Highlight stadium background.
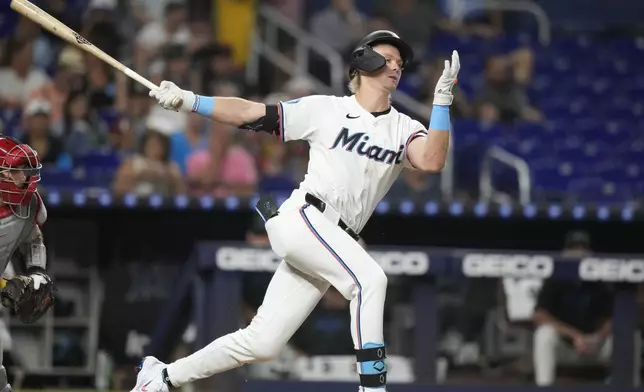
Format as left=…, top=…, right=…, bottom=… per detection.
left=0, top=0, right=642, bottom=391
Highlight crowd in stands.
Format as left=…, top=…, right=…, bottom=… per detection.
left=0, top=0, right=543, bottom=201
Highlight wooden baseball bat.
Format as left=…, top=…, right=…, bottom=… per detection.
left=10, top=0, right=161, bottom=93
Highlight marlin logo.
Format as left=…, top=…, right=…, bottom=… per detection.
left=330, top=127, right=403, bottom=165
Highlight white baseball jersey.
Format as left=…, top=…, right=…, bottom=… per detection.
left=276, top=94, right=428, bottom=233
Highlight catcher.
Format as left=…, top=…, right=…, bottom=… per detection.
left=0, top=136, right=55, bottom=392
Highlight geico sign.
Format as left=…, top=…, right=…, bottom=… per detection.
left=369, top=251, right=429, bottom=276
left=216, top=247, right=281, bottom=272
left=215, top=247, right=429, bottom=275
left=462, top=254, right=554, bottom=278
left=579, top=258, right=644, bottom=282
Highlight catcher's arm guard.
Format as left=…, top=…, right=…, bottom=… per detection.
left=1, top=273, right=54, bottom=324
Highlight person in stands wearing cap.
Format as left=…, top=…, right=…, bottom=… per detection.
left=0, top=37, right=50, bottom=108
left=532, top=231, right=614, bottom=386
left=134, top=2, right=191, bottom=71
left=27, top=45, right=87, bottom=125
left=20, top=100, right=67, bottom=167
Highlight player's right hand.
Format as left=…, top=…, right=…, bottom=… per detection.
left=433, top=50, right=460, bottom=106
left=149, top=81, right=188, bottom=111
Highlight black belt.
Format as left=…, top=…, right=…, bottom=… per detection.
left=305, top=193, right=360, bottom=241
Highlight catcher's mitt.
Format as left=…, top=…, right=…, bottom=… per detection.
left=1, top=274, right=54, bottom=324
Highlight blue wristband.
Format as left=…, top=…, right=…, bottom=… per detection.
left=193, top=95, right=215, bottom=117
left=429, top=105, right=450, bottom=131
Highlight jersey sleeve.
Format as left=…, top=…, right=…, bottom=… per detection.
left=403, top=119, right=428, bottom=170
left=277, top=95, right=326, bottom=142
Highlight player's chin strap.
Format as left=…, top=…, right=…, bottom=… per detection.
left=356, top=343, right=387, bottom=389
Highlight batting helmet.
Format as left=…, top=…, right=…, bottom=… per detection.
left=349, top=30, right=414, bottom=78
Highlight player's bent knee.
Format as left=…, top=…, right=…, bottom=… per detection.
left=364, top=269, right=388, bottom=293
left=356, top=342, right=387, bottom=388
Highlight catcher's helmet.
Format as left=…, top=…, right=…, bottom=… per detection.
left=349, top=30, right=414, bottom=78
left=0, top=136, right=41, bottom=218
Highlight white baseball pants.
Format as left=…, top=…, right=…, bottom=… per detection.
left=533, top=324, right=613, bottom=386
left=166, top=198, right=388, bottom=389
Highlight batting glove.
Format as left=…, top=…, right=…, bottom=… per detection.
left=149, top=81, right=193, bottom=112
left=433, top=50, right=460, bottom=106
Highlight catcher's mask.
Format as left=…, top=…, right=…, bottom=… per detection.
left=0, top=136, right=41, bottom=218
left=349, top=30, right=414, bottom=79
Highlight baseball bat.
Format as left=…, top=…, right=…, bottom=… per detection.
left=10, top=0, right=160, bottom=93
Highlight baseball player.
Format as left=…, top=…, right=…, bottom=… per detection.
left=134, top=30, right=459, bottom=392
left=0, top=136, right=56, bottom=392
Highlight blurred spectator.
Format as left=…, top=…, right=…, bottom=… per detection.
left=114, top=76, right=153, bottom=154
left=185, top=120, right=258, bottom=198
left=185, top=18, right=213, bottom=56
left=561, top=230, right=592, bottom=258
left=82, top=0, right=120, bottom=38
left=162, top=45, right=190, bottom=88
left=135, top=1, right=190, bottom=71
left=145, top=101, right=188, bottom=136
left=193, top=43, right=245, bottom=96
left=309, top=0, right=366, bottom=53
left=258, top=139, right=296, bottom=195
left=308, top=0, right=366, bottom=86
left=374, top=0, right=502, bottom=53
left=14, top=17, right=54, bottom=70
left=0, top=37, right=49, bottom=108
left=27, top=45, right=87, bottom=124
left=476, top=48, right=542, bottom=124
left=373, top=0, right=439, bottom=53
left=178, top=81, right=257, bottom=197
left=169, top=113, right=210, bottom=175
left=532, top=231, right=613, bottom=386
left=282, top=76, right=317, bottom=100
left=52, top=91, right=110, bottom=159
left=20, top=100, right=66, bottom=167
left=85, top=58, right=117, bottom=112
left=388, top=169, right=441, bottom=203
left=112, top=130, right=185, bottom=197
left=41, top=0, right=84, bottom=35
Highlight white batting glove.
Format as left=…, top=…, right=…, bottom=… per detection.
left=433, top=50, right=460, bottom=106
left=149, top=81, right=194, bottom=112
left=30, top=273, right=49, bottom=290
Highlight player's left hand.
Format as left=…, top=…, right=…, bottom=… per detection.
left=1, top=273, right=54, bottom=324
left=149, top=80, right=186, bottom=111
left=433, top=50, right=460, bottom=106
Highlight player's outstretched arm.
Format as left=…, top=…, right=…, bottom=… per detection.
left=149, top=80, right=266, bottom=127
left=407, top=50, right=459, bottom=172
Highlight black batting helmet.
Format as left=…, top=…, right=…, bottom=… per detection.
left=348, top=30, right=414, bottom=78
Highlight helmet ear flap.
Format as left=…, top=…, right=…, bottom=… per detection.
left=349, top=46, right=387, bottom=77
